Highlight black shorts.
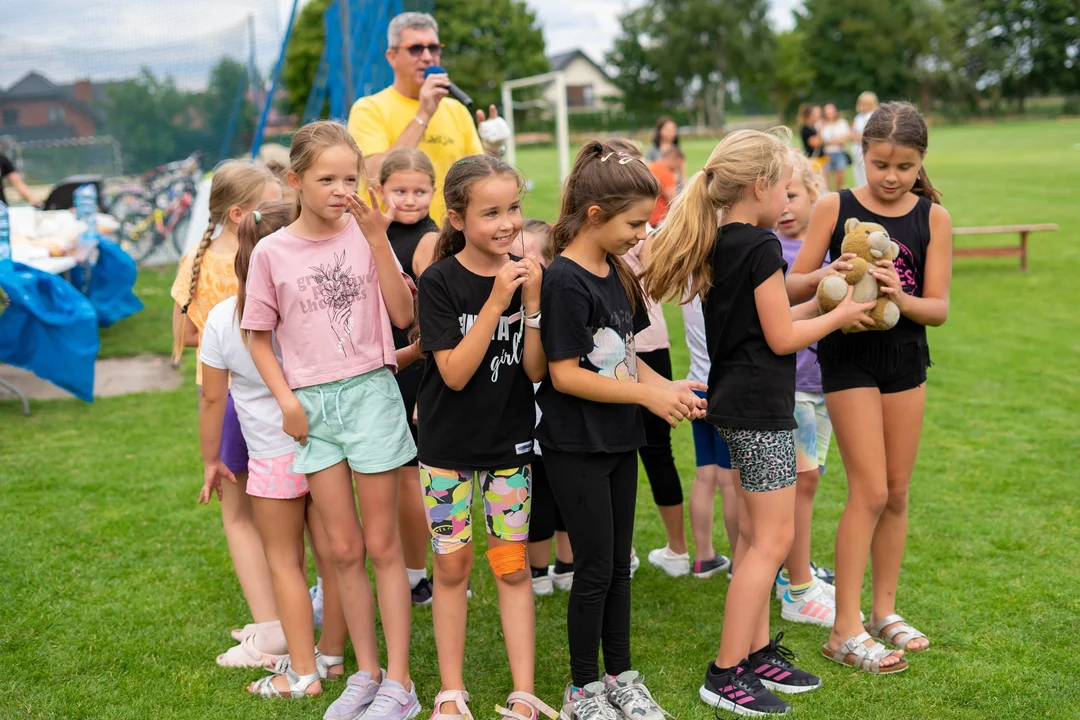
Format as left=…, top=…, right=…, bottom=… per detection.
left=820, top=341, right=929, bottom=395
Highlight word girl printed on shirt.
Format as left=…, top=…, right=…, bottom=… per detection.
left=457, top=308, right=525, bottom=383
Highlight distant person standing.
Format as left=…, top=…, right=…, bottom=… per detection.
left=0, top=153, right=40, bottom=207
left=850, top=92, right=880, bottom=187
left=647, top=145, right=683, bottom=227
left=647, top=116, right=684, bottom=186
left=798, top=104, right=824, bottom=172
left=820, top=103, right=852, bottom=191
left=347, top=12, right=505, bottom=225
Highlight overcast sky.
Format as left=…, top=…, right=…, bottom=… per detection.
left=1, top=0, right=802, bottom=88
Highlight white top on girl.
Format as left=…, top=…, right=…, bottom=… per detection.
left=200, top=296, right=293, bottom=459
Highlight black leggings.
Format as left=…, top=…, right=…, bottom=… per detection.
left=527, top=456, right=565, bottom=544
left=636, top=348, right=683, bottom=507
left=542, top=447, right=638, bottom=687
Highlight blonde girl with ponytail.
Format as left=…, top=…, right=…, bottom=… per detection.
left=644, top=129, right=877, bottom=715
left=169, top=159, right=282, bottom=666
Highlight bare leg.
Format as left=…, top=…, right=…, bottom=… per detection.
left=715, top=484, right=796, bottom=667
left=355, top=468, right=412, bottom=686
left=220, top=472, right=277, bottom=623
left=527, top=537, right=552, bottom=570
left=398, top=464, right=429, bottom=578
left=488, top=535, right=535, bottom=715
left=718, top=468, right=740, bottom=559
left=689, top=465, right=719, bottom=562
left=554, top=531, right=573, bottom=564
left=657, top=504, right=688, bottom=555
left=785, top=468, right=821, bottom=586
left=251, top=496, right=321, bottom=696
left=307, top=461, right=381, bottom=679
left=824, top=389, right=904, bottom=668
left=433, top=543, right=473, bottom=711
left=307, top=501, right=347, bottom=675
left=871, top=385, right=929, bottom=651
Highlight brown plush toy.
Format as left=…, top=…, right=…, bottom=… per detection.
left=816, top=218, right=901, bottom=332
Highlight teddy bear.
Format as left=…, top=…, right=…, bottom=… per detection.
left=815, top=218, right=901, bottom=332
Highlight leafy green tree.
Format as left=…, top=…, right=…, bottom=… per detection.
left=283, top=0, right=547, bottom=117
left=769, top=30, right=815, bottom=119
left=606, top=0, right=774, bottom=127
left=203, top=58, right=257, bottom=157
left=101, top=69, right=198, bottom=172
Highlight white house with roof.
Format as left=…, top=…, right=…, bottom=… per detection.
left=544, top=50, right=623, bottom=113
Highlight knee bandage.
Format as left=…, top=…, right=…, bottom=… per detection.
left=486, top=543, right=527, bottom=578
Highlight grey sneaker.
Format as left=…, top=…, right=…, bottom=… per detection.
left=325, top=670, right=382, bottom=720
left=605, top=671, right=667, bottom=720
left=560, top=682, right=620, bottom=720
left=361, top=678, right=421, bottom=720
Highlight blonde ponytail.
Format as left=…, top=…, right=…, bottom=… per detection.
left=643, top=169, right=717, bottom=304
left=171, top=221, right=214, bottom=363
left=643, top=128, right=791, bottom=304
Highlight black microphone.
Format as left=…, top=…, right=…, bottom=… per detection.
left=423, top=65, right=473, bottom=107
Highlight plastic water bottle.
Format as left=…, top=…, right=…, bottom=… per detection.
left=74, top=183, right=98, bottom=241
left=0, top=200, right=11, bottom=265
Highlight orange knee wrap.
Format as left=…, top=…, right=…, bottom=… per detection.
left=486, top=543, right=527, bottom=578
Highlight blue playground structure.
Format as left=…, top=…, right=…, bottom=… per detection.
left=250, top=0, right=434, bottom=158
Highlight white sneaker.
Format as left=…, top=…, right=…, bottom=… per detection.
left=646, top=546, right=690, bottom=577
left=550, top=565, right=574, bottom=592
left=780, top=581, right=836, bottom=627
left=629, top=548, right=640, bottom=579
left=533, top=572, right=554, bottom=596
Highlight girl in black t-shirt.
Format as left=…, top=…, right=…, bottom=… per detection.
left=378, top=148, right=441, bottom=605
left=788, top=102, right=951, bottom=675
left=644, top=129, right=875, bottom=715
left=536, top=141, right=706, bottom=720
left=415, top=155, right=555, bottom=720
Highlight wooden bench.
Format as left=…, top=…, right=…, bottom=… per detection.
left=952, top=224, right=1058, bottom=271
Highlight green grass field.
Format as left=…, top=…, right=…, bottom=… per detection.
left=2, top=120, right=1079, bottom=719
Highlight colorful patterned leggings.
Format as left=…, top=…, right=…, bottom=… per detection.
left=419, top=464, right=532, bottom=555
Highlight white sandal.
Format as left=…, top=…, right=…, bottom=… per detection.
left=496, top=691, right=559, bottom=720
left=866, top=614, right=930, bottom=653
left=266, top=648, right=345, bottom=680
left=822, top=631, right=908, bottom=674
left=430, top=689, right=473, bottom=720
left=249, top=667, right=321, bottom=699
left=216, top=632, right=285, bottom=668
left=231, top=623, right=255, bottom=642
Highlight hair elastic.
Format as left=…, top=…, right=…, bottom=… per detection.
left=453, top=158, right=479, bottom=167
left=253, top=210, right=262, bottom=224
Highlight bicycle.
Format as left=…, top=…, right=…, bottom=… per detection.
left=110, top=154, right=202, bottom=263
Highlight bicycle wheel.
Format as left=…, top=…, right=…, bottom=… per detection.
left=112, top=192, right=162, bottom=264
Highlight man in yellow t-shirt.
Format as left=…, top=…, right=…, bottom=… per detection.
left=348, top=11, right=502, bottom=225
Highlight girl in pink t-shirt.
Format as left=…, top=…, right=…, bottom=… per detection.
left=241, top=121, right=420, bottom=716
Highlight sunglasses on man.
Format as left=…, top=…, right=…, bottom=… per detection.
left=393, top=43, right=444, bottom=58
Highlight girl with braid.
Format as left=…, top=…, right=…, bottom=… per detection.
left=170, top=160, right=282, bottom=664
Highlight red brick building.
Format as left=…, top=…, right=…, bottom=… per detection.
left=0, top=72, right=105, bottom=142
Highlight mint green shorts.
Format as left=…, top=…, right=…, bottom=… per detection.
left=293, top=367, right=416, bottom=475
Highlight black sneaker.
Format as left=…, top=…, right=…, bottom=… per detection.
left=411, top=576, right=433, bottom=606
left=748, top=633, right=821, bottom=694
left=699, top=660, right=790, bottom=716
left=693, top=554, right=732, bottom=579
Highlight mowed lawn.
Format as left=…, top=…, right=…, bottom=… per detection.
left=1, top=119, right=1078, bottom=719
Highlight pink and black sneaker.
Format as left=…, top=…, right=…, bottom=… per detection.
left=699, top=660, right=790, bottom=716
left=748, top=633, right=821, bottom=695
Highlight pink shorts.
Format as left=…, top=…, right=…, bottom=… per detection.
left=246, top=452, right=309, bottom=500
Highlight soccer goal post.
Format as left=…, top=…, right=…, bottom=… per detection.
left=501, top=71, right=571, bottom=185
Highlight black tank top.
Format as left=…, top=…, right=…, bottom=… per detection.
left=819, top=189, right=932, bottom=370
left=388, top=215, right=438, bottom=350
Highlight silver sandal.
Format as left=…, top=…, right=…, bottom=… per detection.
left=249, top=667, right=321, bottom=698
left=822, top=631, right=908, bottom=674
left=865, top=614, right=930, bottom=653
left=266, top=648, right=345, bottom=680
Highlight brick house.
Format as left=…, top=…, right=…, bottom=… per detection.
left=0, top=72, right=105, bottom=142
